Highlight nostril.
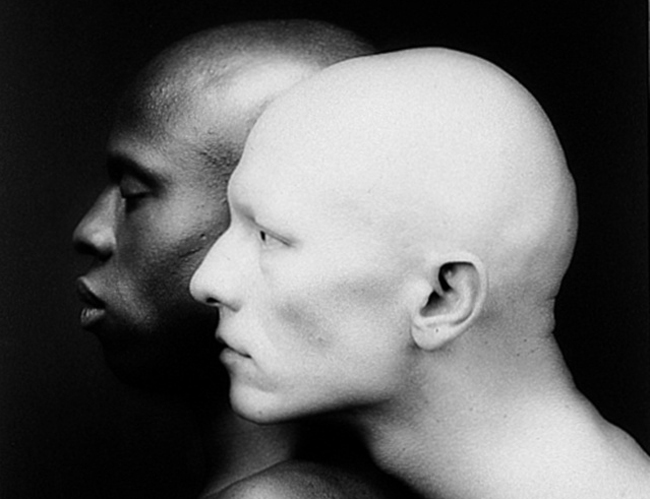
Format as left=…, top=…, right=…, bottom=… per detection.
left=73, top=234, right=114, bottom=263
left=73, top=237, right=93, bottom=255
left=205, top=297, right=219, bottom=306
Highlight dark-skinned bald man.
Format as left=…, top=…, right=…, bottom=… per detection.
left=74, top=20, right=415, bottom=499
left=191, top=48, right=650, bottom=498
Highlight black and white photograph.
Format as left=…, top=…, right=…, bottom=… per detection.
left=1, top=1, right=647, bottom=498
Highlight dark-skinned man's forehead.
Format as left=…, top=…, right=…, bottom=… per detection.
left=117, top=50, right=317, bottom=132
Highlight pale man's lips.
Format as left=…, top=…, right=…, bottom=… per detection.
left=216, top=332, right=250, bottom=358
left=76, top=278, right=106, bottom=329
left=220, top=347, right=251, bottom=367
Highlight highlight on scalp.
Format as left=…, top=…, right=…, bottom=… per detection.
left=112, top=19, right=375, bottom=181
left=116, top=20, right=374, bottom=131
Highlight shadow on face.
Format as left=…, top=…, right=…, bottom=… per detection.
left=72, top=88, right=235, bottom=396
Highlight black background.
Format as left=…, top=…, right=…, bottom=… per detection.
left=1, top=1, right=647, bottom=497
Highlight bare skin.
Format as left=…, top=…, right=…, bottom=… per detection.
left=74, top=21, right=413, bottom=499
left=191, top=48, right=650, bottom=498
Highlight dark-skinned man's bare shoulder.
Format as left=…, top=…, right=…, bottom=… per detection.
left=205, top=460, right=413, bottom=499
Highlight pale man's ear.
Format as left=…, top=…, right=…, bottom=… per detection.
left=411, top=252, right=487, bottom=351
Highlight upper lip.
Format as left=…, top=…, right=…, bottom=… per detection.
left=76, top=278, right=105, bottom=308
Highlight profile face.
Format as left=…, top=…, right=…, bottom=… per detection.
left=190, top=131, right=417, bottom=423
left=73, top=92, right=235, bottom=388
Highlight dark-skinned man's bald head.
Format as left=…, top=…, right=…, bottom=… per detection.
left=118, top=20, right=374, bottom=156
left=73, top=20, right=374, bottom=394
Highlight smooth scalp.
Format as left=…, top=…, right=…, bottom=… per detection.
left=243, top=47, right=577, bottom=332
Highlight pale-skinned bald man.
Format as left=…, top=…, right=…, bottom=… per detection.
left=74, top=20, right=414, bottom=499
left=191, top=48, right=650, bottom=498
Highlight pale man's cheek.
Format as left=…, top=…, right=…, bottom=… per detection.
left=271, top=270, right=397, bottom=352
left=275, top=294, right=336, bottom=350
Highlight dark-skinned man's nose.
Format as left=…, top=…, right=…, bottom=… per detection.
left=72, top=189, right=116, bottom=261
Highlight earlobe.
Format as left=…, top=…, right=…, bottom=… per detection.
left=411, top=253, right=487, bottom=351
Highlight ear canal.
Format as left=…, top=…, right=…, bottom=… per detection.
left=420, top=263, right=456, bottom=317
left=422, top=289, right=441, bottom=316
left=439, top=263, right=454, bottom=291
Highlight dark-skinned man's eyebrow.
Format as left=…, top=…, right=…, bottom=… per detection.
left=105, top=154, right=160, bottom=186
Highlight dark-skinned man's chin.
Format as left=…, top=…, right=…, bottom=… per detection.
left=94, top=326, right=226, bottom=398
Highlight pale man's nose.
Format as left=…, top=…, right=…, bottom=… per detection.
left=190, top=231, right=240, bottom=310
left=190, top=244, right=223, bottom=307
left=72, top=189, right=116, bottom=261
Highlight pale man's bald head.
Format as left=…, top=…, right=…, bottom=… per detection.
left=249, top=47, right=576, bottom=302
left=191, top=48, right=578, bottom=423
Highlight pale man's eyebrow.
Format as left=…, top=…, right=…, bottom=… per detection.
left=227, top=172, right=293, bottom=240
left=227, top=174, right=254, bottom=216
left=228, top=194, right=255, bottom=223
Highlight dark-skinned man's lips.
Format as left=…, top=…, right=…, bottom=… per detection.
left=76, top=278, right=107, bottom=329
